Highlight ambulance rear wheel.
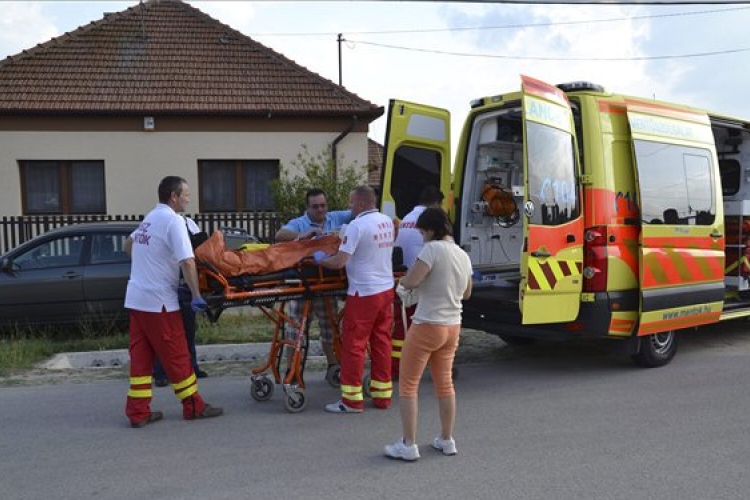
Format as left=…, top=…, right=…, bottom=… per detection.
left=631, top=330, right=678, bottom=368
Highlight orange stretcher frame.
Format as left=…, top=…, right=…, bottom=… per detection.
left=196, top=256, right=347, bottom=413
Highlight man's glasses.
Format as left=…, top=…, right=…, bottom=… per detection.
left=309, top=204, right=327, bottom=209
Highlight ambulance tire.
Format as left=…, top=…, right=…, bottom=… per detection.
left=631, top=330, right=678, bottom=368
left=499, top=335, right=537, bottom=346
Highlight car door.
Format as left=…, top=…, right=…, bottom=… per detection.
left=0, top=234, right=86, bottom=325
left=380, top=99, right=452, bottom=221
left=83, top=230, right=132, bottom=321
left=519, top=75, right=584, bottom=324
left=627, top=103, right=725, bottom=334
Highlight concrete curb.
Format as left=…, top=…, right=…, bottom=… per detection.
left=42, top=341, right=326, bottom=370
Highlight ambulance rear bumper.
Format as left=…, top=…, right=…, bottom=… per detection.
left=461, top=290, right=638, bottom=341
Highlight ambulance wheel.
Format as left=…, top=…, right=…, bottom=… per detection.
left=284, top=389, right=307, bottom=413
left=631, top=330, right=678, bottom=368
left=250, top=377, right=274, bottom=402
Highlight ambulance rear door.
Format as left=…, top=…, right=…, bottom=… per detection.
left=626, top=103, right=725, bottom=334
left=380, top=100, right=452, bottom=220
left=519, top=76, right=584, bottom=324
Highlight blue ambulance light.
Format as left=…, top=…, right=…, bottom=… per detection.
left=556, top=81, right=605, bottom=93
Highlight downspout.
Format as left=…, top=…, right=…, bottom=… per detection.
left=331, top=115, right=358, bottom=179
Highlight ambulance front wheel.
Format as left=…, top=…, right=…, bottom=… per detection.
left=631, top=330, right=678, bottom=368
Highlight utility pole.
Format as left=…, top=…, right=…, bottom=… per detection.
left=337, top=33, right=343, bottom=86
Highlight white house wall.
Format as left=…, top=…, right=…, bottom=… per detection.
left=0, top=131, right=369, bottom=216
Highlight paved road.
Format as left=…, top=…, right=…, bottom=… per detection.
left=2, top=323, right=750, bottom=500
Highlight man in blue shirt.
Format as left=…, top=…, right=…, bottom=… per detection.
left=275, top=188, right=352, bottom=380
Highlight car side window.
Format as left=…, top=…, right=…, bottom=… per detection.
left=90, top=233, right=130, bottom=264
left=13, top=236, right=85, bottom=270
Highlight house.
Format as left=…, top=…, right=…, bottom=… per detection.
left=0, top=0, right=383, bottom=217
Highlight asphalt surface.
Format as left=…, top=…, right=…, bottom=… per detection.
left=2, top=323, right=750, bottom=500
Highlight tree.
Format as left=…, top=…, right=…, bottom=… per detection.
left=271, top=144, right=366, bottom=221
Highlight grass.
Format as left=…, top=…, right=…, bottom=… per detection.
left=0, top=308, right=275, bottom=377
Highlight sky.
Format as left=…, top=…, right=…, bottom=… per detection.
left=2, top=0, right=750, bottom=154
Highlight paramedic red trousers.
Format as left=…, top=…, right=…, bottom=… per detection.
left=340, top=289, right=394, bottom=410
left=126, top=309, right=208, bottom=424
left=391, top=301, right=416, bottom=380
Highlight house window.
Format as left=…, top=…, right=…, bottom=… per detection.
left=19, top=160, right=106, bottom=214
left=198, top=160, right=279, bottom=212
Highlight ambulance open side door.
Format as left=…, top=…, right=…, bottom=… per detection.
left=380, top=100, right=452, bottom=221
left=519, top=76, right=584, bottom=324
left=626, top=104, right=725, bottom=335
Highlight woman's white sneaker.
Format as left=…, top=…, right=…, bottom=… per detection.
left=432, top=436, right=457, bottom=456
left=384, top=438, right=420, bottom=461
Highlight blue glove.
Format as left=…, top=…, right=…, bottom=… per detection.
left=312, top=250, right=328, bottom=265
left=191, top=297, right=208, bottom=313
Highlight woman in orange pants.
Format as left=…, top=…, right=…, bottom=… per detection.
left=384, top=208, right=473, bottom=462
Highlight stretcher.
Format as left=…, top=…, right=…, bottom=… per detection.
left=194, top=231, right=347, bottom=413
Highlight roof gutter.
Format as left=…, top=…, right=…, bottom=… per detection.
left=331, top=115, right=358, bottom=179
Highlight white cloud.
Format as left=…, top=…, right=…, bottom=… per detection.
left=0, top=4, right=59, bottom=59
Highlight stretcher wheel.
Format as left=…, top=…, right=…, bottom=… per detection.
left=284, top=389, right=307, bottom=413
left=250, top=377, right=274, bottom=402
left=325, top=364, right=341, bottom=388
left=362, top=373, right=371, bottom=398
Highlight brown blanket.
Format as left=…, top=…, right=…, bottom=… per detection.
left=194, top=230, right=340, bottom=277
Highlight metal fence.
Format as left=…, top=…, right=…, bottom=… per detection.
left=0, top=212, right=284, bottom=254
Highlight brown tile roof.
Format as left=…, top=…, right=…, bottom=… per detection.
left=0, top=0, right=383, bottom=119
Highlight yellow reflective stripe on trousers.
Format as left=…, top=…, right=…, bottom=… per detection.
left=391, top=351, right=402, bottom=359
left=392, top=339, right=404, bottom=347
left=129, top=375, right=152, bottom=385
left=370, top=380, right=392, bottom=390
left=128, top=389, right=153, bottom=398
left=341, top=384, right=363, bottom=401
left=175, top=384, right=198, bottom=401
left=370, top=389, right=393, bottom=399
left=173, top=373, right=197, bottom=391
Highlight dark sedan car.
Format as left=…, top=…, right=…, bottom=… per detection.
left=0, top=222, right=138, bottom=329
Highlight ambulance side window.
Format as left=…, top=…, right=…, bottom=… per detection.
left=390, top=145, right=441, bottom=219
left=525, top=121, right=579, bottom=226
left=634, top=140, right=715, bottom=226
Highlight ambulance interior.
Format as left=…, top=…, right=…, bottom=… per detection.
left=459, top=106, right=525, bottom=293
left=714, top=122, right=750, bottom=292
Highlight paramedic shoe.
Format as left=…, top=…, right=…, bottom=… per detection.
left=324, top=400, right=363, bottom=413
left=431, top=436, right=457, bottom=456
left=187, top=404, right=224, bottom=420
left=384, top=438, right=420, bottom=461
left=154, top=378, right=168, bottom=388
left=195, top=369, right=209, bottom=379
left=130, top=411, right=164, bottom=429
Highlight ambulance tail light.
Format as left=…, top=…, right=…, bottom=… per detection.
left=583, top=226, right=608, bottom=292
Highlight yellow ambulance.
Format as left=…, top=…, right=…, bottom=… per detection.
left=381, top=75, right=750, bottom=367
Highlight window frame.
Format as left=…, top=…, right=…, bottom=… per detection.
left=19, top=160, right=106, bottom=215
left=198, top=159, right=279, bottom=212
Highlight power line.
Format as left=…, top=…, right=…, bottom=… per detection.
left=347, top=39, right=750, bottom=61
left=250, top=5, right=750, bottom=37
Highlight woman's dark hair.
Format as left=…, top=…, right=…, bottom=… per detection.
left=416, top=207, right=452, bottom=241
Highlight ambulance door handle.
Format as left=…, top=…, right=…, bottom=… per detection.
left=710, top=231, right=723, bottom=239
left=531, top=250, right=551, bottom=257
left=566, top=234, right=575, bottom=243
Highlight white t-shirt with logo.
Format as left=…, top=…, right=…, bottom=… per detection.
left=339, top=209, right=394, bottom=297
left=125, top=204, right=194, bottom=313
left=394, top=205, right=426, bottom=269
